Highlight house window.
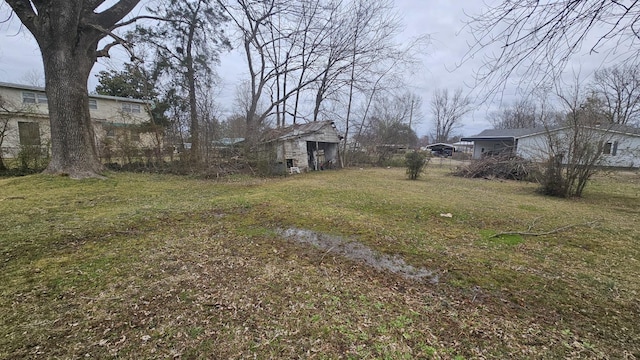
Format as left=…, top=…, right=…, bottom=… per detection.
left=22, top=92, right=36, bottom=104
left=18, top=122, right=41, bottom=146
left=603, top=141, right=619, bottom=156
left=122, top=103, right=141, bottom=113
left=89, top=99, right=98, bottom=110
left=37, top=93, right=48, bottom=104
left=22, top=92, right=48, bottom=104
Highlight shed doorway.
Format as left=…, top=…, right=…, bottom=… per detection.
left=307, top=141, right=337, bottom=170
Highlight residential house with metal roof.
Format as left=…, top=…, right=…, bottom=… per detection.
left=461, top=124, right=640, bottom=168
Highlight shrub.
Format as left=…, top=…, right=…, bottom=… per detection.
left=537, top=153, right=599, bottom=198
left=17, top=144, right=49, bottom=172
left=405, top=151, right=428, bottom=180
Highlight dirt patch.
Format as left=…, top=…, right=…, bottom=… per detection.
left=279, top=227, right=439, bottom=283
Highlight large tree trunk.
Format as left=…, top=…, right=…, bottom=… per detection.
left=42, top=44, right=105, bottom=178
left=6, top=0, right=141, bottom=179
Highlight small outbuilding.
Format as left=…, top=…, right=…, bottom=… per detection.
left=262, top=120, right=343, bottom=172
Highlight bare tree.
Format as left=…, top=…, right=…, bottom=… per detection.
left=344, top=35, right=426, bottom=166
left=465, top=1, right=640, bottom=98
left=430, top=88, right=472, bottom=143
left=355, top=119, right=417, bottom=165
left=539, top=77, right=613, bottom=197
left=350, top=73, right=406, bottom=158
left=309, top=1, right=355, bottom=123
left=218, top=0, right=425, bottom=168
left=336, top=0, right=406, bottom=164
left=138, top=0, right=229, bottom=165
left=370, top=92, right=422, bottom=131
left=232, top=80, right=270, bottom=132
left=591, top=64, right=640, bottom=126
left=219, top=0, right=319, bottom=144
left=4, top=0, right=142, bottom=178
left=489, top=99, right=540, bottom=129
left=268, top=0, right=334, bottom=126
left=219, top=114, right=247, bottom=140
left=352, top=91, right=420, bottom=164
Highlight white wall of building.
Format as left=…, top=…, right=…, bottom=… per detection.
left=516, top=129, right=640, bottom=168
left=1, top=83, right=152, bottom=159
left=600, top=132, right=640, bottom=168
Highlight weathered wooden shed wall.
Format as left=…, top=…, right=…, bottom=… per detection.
left=277, top=139, right=307, bottom=169
left=271, top=121, right=342, bottom=171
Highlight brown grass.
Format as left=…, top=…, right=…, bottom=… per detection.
left=1, top=167, right=638, bottom=359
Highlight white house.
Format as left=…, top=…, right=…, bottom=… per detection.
left=461, top=124, right=640, bottom=168
left=0, top=81, right=155, bottom=160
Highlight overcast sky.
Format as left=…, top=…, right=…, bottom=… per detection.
left=0, top=1, right=616, bottom=137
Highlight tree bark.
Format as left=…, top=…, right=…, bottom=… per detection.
left=42, top=44, right=104, bottom=178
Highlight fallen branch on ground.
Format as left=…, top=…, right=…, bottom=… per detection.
left=489, top=221, right=599, bottom=238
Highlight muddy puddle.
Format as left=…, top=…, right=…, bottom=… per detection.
left=279, top=228, right=439, bottom=284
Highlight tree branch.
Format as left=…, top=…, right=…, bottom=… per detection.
left=93, top=0, right=141, bottom=29
left=90, top=23, right=135, bottom=59
left=489, top=221, right=598, bottom=238
left=112, top=15, right=168, bottom=30
left=86, top=0, right=109, bottom=11
left=462, top=0, right=640, bottom=102
left=4, top=0, right=39, bottom=35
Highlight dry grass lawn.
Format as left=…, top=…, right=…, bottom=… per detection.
left=1, top=167, right=638, bottom=359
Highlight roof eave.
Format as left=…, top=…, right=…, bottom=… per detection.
left=460, top=136, right=516, bottom=142
left=0, top=81, right=150, bottom=104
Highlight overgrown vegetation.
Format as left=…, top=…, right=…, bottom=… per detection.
left=1, top=168, right=639, bottom=358
left=0, top=145, right=50, bottom=176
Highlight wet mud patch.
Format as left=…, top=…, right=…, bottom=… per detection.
left=279, top=228, right=439, bottom=283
